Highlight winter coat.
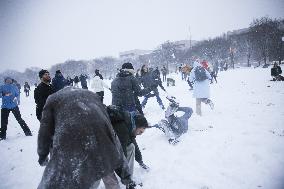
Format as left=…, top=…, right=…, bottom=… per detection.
left=51, top=74, right=67, bottom=92
left=161, top=67, right=167, bottom=75
left=91, top=76, right=109, bottom=93
left=37, top=87, right=126, bottom=189
left=107, top=106, right=134, bottom=156
left=34, top=82, right=55, bottom=120
left=271, top=66, right=282, bottom=77
left=141, top=71, right=158, bottom=88
left=181, top=65, right=191, bottom=74
left=73, top=76, right=80, bottom=83
left=189, top=62, right=212, bottom=98
left=24, top=83, right=30, bottom=92
left=141, top=71, right=165, bottom=92
left=80, top=75, right=88, bottom=88
left=111, top=70, right=150, bottom=111
left=0, top=84, right=19, bottom=109
left=66, top=78, right=73, bottom=86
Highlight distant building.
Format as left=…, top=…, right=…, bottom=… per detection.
left=172, top=40, right=197, bottom=50
left=227, top=28, right=249, bottom=37
left=119, top=49, right=153, bottom=60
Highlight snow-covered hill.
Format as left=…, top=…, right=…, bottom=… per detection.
left=1, top=67, right=284, bottom=189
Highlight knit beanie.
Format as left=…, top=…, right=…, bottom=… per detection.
left=39, top=69, right=49, bottom=78
left=121, top=62, right=134, bottom=70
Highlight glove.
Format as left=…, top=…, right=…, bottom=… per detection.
left=126, top=180, right=136, bottom=189
left=38, top=156, right=49, bottom=166
left=168, top=138, right=179, bottom=145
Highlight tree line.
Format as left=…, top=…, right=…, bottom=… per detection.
left=1, top=16, right=283, bottom=85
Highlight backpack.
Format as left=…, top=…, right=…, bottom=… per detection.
left=194, top=66, right=208, bottom=81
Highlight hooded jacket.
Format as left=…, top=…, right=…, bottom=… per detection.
left=90, top=75, right=109, bottom=93
left=0, top=83, right=19, bottom=109
left=111, top=70, right=150, bottom=111
left=189, top=61, right=212, bottom=98
left=51, top=73, right=67, bottom=92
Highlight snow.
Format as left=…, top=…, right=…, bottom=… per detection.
left=1, top=67, right=284, bottom=189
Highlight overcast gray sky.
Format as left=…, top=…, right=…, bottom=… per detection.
left=0, top=0, right=283, bottom=72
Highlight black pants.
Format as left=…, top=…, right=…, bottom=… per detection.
left=25, top=90, right=29, bottom=97
left=162, top=74, right=167, bottom=82
left=1, top=107, right=31, bottom=136
left=96, top=91, right=104, bottom=102
left=133, top=138, right=143, bottom=163
left=187, top=79, right=193, bottom=89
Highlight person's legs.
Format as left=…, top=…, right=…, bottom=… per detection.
left=214, top=75, right=217, bottom=83
left=187, top=79, right=193, bottom=89
left=0, top=108, right=10, bottom=139
left=126, top=143, right=135, bottom=178
left=11, top=106, right=32, bottom=136
left=90, top=180, right=101, bottom=189
left=96, top=91, right=104, bottom=102
left=201, top=98, right=214, bottom=110
left=141, top=96, right=149, bottom=108
left=153, top=89, right=164, bottom=109
left=102, top=172, right=121, bottom=189
left=196, top=98, right=202, bottom=116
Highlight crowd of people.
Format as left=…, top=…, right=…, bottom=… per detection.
left=0, top=59, right=225, bottom=189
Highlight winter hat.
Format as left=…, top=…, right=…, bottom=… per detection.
left=134, top=114, right=149, bottom=128
left=39, top=69, right=49, bottom=78
left=56, top=70, right=62, bottom=74
left=121, top=62, right=134, bottom=70
left=95, top=69, right=100, bottom=75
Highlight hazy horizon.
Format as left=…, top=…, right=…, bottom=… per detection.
left=0, top=0, right=283, bottom=73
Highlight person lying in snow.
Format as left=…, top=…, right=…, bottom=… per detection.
left=152, top=96, right=193, bottom=144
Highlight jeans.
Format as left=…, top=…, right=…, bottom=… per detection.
left=141, top=88, right=164, bottom=108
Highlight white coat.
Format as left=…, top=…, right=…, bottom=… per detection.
left=189, top=61, right=212, bottom=98
left=90, top=76, right=109, bottom=93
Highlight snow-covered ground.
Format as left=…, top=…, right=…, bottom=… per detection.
left=1, top=67, right=284, bottom=189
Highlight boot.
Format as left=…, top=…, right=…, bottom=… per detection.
left=206, top=99, right=214, bottom=110
left=24, top=129, right=32, bottom=136
left=0, top=131, right=6, bottom=140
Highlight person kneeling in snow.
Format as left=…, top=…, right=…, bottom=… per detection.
left=152, top=97, right=193, bottom=144
left=37, top=87, right=132, bottom=189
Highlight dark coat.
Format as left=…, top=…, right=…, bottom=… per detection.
left=37, top=87, right=126, bottom=189
left=141, top=71, right=165, bottom=91
left=161, top=67, right=167, bottom=75
left=271, top=66, right=282, bottom=77
left=107, top=106, right=134, bottom=156
left=79, top=74, right=88, bottom=89
left=34, top=82, right=55, bottom=120
left=51, top=74, right=67, bottom=92
left=111, top=70, right=150, bottom=111
left=24, top=83, right=30, bottom=92
left=73, top=76, right=80, bottom=83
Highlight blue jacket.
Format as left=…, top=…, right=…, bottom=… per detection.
left=0, top=84, right=19, bottom=109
